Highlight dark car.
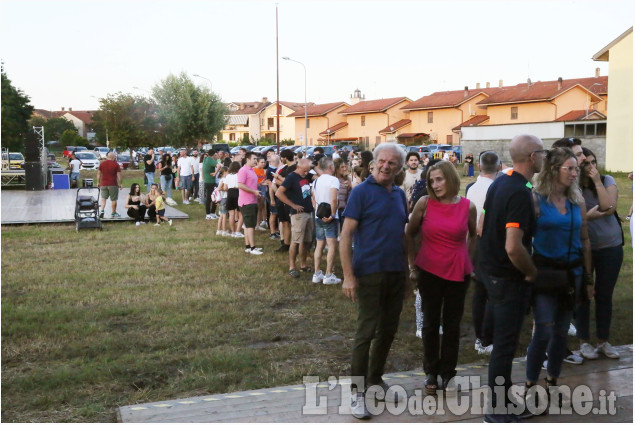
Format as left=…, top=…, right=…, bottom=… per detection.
left=212, top=143, right=231, bottom=154
left=117, top=153, right=139, bottom=170
left=306, top=146, right=335, bottom=159
left=336, top=145, right=361, bottom=153
left=407, top=145, right=430, bottom=154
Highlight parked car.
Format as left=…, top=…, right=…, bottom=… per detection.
left=116, top=153, right=138, bottom=170
left=75, top=152, right=101, bottom=170
left=212, top=143, right=230, bottom=154
left=306, top=145, right=336, bottom=159
left=259, top=145, right=278, bottom=156
left=426, top=144, right=441, bottom=153
left=94, top=147, right=110, bottom=159
left=407, top=145, right=430, bottom=153
left=335, top=145, right=361, bottom=153
left=230, top=145, right=256, bottom=154
left=62, top=146, right=76, bottom=158
left=2, top=152, right=25, bottom=169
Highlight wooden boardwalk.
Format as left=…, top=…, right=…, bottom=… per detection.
left=1, top=188, right=188, bottom=225
left=118, top=345, right=632, bottom=423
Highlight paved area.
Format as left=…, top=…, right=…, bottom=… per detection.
left=118, top=345, right=632, bottom=423
left=1, top=188, right=188, bottom=224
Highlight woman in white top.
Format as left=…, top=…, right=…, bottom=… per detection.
left=215, top=166, right=230, bottom=236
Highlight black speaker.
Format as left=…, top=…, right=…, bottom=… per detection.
left=24, top=162, right=46, bottom=191
left=24, top=132, right=42, bottom=162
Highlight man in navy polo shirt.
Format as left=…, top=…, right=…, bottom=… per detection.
left=340, top=143, right=408, bottom=420
left=479, top=134, right=545, bottom=423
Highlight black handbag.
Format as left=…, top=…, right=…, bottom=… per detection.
left=316, top=202, right=331, bottom=219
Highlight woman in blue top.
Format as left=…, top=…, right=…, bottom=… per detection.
left=523, top=147, right=592, bottom=417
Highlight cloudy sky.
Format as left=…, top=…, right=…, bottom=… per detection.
left=1, top=0, right=632, bottom=111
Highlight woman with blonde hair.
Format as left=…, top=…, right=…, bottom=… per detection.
left=522, top=147, right=592, bottom=418
left=406, top=160, right=477, bottom=394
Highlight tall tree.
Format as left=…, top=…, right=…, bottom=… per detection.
left=1, top=65, right=34, bottom=152
left=152, top=72, right=227, bottom=147
left=91, top=93, right=159, bottom=155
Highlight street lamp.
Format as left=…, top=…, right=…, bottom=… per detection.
left=282, top=57, right=307, bottom=148
left=193, top=74, right=213, bottom=90
left=132, top=86, right=151, bottom=94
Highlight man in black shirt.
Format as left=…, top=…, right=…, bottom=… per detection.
left=479, top=134, right=545, bottom=422
left=274, top=150, right=297, bottom=252
left=144, top=148, right=156, bottom=193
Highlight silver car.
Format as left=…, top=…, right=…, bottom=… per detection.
left=76, top=152, right=101, bottom=170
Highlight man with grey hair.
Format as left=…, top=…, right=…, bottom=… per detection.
left=465, top=151, right=501, bottom=356
left=479, top=135, right=545, bottom=422
left=97, top=151, right=122, bottom=218
left=340, top=142, right=409, bottom=419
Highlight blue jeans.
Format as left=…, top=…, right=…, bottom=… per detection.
left=483, top=274, right=531, bottom=409
left=575, top=245, right=623, bottom=341
left=145, top=172, right=155, bottom=192
left=160, top=175, right=172, bottom=199
left=525, top=276, right=579, bottom=383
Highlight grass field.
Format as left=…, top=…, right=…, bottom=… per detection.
left=1, top=170, right=632, bottom=422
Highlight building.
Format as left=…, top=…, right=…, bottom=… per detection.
left=338, top=96, right=411, bottom=150
left=287, top=102, right=350, bottom=145
left=32, top=108, right=96, bottom=140
left=593, top=27, right=633, bottom=172
left=221, top=99, right=271, bottom=143
left=260, top=101, right=311, bottom=143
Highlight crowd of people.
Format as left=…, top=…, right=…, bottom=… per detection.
left=97, top=138, right=626, bottom=422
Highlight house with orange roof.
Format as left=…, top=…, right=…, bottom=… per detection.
left=338, top=97, right=411, bottom=150
left=402, top=85, right=499, bottom=145
left=287, top=102, right=349, bottom=145
left=260, top=101, right=313, bottom=143
left=60, top=110, right=96, bottom=139
left=221, top=99, right=271, bottom=143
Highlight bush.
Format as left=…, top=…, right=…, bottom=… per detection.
left=59, top=130, right=89, bottom=147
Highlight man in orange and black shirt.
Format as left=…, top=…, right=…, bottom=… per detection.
left=479, top=134, right=545, bottom=422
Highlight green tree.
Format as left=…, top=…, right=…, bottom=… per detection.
left=1, top=65, right=34, bottom=152
left=152, top=72, right=227, bottom=147
left=59, top=129, right=89, bottom=147
left=44, top=117, right=77, bottom=142
left=91, top=93, right=159, bottom=156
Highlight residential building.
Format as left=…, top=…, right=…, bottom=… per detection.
left=593, top=27, right=633, bottom=172
left=287, top=102, right=349, bottom=145
left=31, top=108, right=96, bottom=139
left=260, top=101, right=311, bottom=143
left=338, top=96, right=411, bottom=150
left=221, top=99, right=271, bottom=143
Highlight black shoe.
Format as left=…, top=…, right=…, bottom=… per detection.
left=483, top=413, right=521, bottom=423
left=276, top=244, right=289, bottom=253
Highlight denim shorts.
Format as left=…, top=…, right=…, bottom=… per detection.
left=219, top=198, right=228, bottom=215
left=180, top=175, right=193, bottom=190
left=315, top=217, right=339, bottom=240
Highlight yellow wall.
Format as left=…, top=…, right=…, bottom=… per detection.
left=553, top=86, right=600, bottom=119
left=605, top=31, right=633, bottom=172
left=261, top=104, right=296, bottom=142
left=344, top=100, right=410, bottom=149
left=487, top=101, right=556, bottom=125
left=293, top=104, right=349, bottom=145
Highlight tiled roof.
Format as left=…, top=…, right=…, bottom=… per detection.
left=32, top=109, right=65, bottom=119
left=339, top=97, right=410, bottom=115
left=288, top=102, right=348, bottom=117
left=278, top=101, right=314, bottom=112
left=397, top=132, right=428, bottom=138
left=226, top=115, right=249, bottom=125
left=452, top=115, right=490, bottom=131
left=477, top=76, right=608, bottom=106
left=319, top=122, right=348, bottom=136
left=555, top=110, right=607, bottom=122
left=226, top=101, right=271, bottom=115
left=403, top=89, right=498, bottom=111
left=378, top=119, right=412, bottom=134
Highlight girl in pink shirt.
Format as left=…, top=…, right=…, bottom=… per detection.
left=405, top=161, right=477, bottom=394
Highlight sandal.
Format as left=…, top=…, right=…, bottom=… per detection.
left=424, top=374, right=438, bottom=395
left=300, top=266, right=314, bottom=273
left=288, top=269, right=300, bottom=278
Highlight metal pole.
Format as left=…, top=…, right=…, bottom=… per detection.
left=303, top=62, right=307, bottom=149
left=275, top=4, right=280, bottom=155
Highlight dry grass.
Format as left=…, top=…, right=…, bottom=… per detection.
left=1, top=171, right=632, bottom=422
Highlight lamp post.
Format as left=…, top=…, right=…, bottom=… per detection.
left=282, top=57, right=307, bottom=148
left=193, top=74, right=213, bottom=90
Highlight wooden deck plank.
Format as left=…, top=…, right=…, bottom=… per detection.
left=1, top=189, right=188, bottom=224
left=119, top=345, right=633, bottom=423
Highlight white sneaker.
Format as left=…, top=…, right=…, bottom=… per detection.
left=475, top=339, right=483, bottom=352
left=135, top=222, right=141, bottom=226
left=139, top=221, right=146, bottom=225
left=193, top=197, right=200, bottom=202
left=233, top=232, right=244, bottom=238
left=439, top=326, right=443, bottom=335
left=154, top=223, right=160, bottom=226
left=245, top=247, right=252, bottom=253
left=255, top=225, right=267, bottom=231
left=166, top=198, right=177, bottom=206
left=222, top=231, right=231, bottom=236
left=596, top=342, right=619, bottom=359
left=183, top=200, right=190, bottom=205
left=168, top=219, right=172, bottom=226
left=415, top=330, right=422, bottom=338
left=249, top=248, right=263, bottom=255
left=350, top=392, right=370, bottom=420
left=323, top=273, right=342, bottom=285
left=252, top=247, right=263, bottom=251
left=563, top=351, right=584, bottom=364
left=210, top=213, right=219, bottom=219
left=580, top=343, right=599, bottom=360
left=312, top=270, right=325, bottom=283
left=216, top=230, right=222, bottom=235
left=259, top=220, right=268, bottom=228
left=242, top=224, right=246, bottom=229
left=480, top=344, right=493, bottom=355
left=206, top=214, right=214, bottom=220
left=568, top=323, right=577, bottom=336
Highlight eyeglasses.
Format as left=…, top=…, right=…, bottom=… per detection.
left=530, top=149, right=548, bottom=156
left=561, top=166, right=580, bottom=173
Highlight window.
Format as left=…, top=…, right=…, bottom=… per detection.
left=511, top=107, right=518, bottom=120
left=229, top=133, right=235, bottom=141
left=428, top=112, right=433, bottom=123
left=564, top=122, right=607, bottom=137
left=306, top=119, right=310, bottom=129
left=376, top=136, right=381, bottom=145
left=446, top=135, right=453, bottom=144
left=267, top=118, right=274, bottom=128
left=361, top=116, right=366, bottom=126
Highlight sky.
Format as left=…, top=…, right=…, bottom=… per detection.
left=1, top=0, right=632, bottom=111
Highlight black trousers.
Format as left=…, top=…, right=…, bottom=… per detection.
left=418, top=268, right=468, bottom=379
left=205, top=182, right=217, bottom=215
left=127, top=205, right=147, bottom=222
left=472, top=270, right=494, bottom=346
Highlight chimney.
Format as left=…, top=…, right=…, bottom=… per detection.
left=595, top=67, right=600, bottom=78
left=499, top=80, right=503, bottom=88
left=262, top=97, right=268, bottom=103
left=527, top=78, right=532, bottom=86
left=69, top=107, right=72, bottom=112
left=61, top=107, right=65, bottom=111
left=557, top=77, right=563, bottom=90
left=476, top=83, right=480, bottom=89
left=464, top=86, right=469, bottom=97
left=486, top=82, right=490, bottom=88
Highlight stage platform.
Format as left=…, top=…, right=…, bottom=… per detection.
left=1, top=188, right=188, bottom=225
left=118, top=345, right=632, bottom=423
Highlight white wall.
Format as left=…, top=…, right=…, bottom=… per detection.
left=461, top=122, right=564, bottom=140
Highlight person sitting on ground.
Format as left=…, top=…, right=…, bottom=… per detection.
left=145, top=183, right=159, bottom=223
left=311, top=157, right=341, bottom=285
left=124, top=183, right=147, bottom=226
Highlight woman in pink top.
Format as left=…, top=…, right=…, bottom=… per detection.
left=406, top=160, right=477, bottom=394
